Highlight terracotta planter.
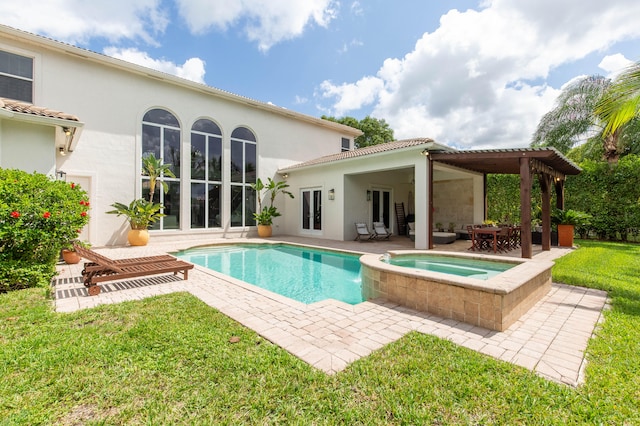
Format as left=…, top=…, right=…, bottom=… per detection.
left=557, top=224, right=575, bottom=248
left=61, top=249, right=81, bottom=264
left=128, top=229, right=150, bottom=246
left=257, top=224, right=272, bottom=238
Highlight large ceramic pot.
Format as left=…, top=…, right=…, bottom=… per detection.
left=128, top=229, right=150, bottom=246
left=557, top=224, right=574, bottom=248
left=257, top=224, right=272, bottom=238
left=61, top=249, right=81, bottom=264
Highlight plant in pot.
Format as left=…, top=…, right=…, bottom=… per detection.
left=107, top=199, right=165, bottom=246
left=61, top=240, right=91, bottom=264
left=552, top=208, right=591, bottom=248
left=250, top=177, right=294, bottom=237
left=107, top=153, right=174, bottom=246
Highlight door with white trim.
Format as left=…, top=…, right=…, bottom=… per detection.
left=301, top=188, right=322, bottom=233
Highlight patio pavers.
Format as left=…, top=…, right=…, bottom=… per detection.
left=52, top=237, right=608, bottom=386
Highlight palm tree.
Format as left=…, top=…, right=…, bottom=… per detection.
left=596, top=61, right=640, bottom=138
left=142, top=153, right=176, bottom=203
left=531, top=75, right=623, bottom=163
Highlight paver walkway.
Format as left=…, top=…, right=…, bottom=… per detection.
left=53, top=237, right=608, bottom=386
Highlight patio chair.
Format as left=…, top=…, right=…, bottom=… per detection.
left=73, top=244, right=193, bottom=294
left=496, top=227, right=512, bottom=252
left=372, top=222, right=392, bottom=240
left=354, top=222, right=375, bottom=241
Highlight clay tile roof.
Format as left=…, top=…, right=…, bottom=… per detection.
left=0, top=97, right=80, bottom=122
left=279, top=137, right=440, bottom=172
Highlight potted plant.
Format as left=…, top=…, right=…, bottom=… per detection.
left=107, top=153, right=173, bottom=246
left=250, top=177, right=294, bottom=237
left=107, top=199, right=165, bottom=246
left=61, top=240, right=91, bottom=264
left=552, top=208, right=591, bottom=248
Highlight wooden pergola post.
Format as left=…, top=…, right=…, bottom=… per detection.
left=519, top=157, right=533, bottom=259
left=539, top=174, right=553, bottom=251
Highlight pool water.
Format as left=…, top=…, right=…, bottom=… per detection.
left=176, top=244, right=364, bottom=304
left=383, top=254, right=514, bottom=280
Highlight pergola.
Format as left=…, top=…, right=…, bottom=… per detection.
left=428, top=148, right=582, bottom=258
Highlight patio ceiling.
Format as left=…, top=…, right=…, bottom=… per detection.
left=428, top=148, right=581, bottom=176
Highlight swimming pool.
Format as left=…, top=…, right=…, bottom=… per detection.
left=382, top=254, right=513, bottom=280
left=175, top=244, right=363, bottom=304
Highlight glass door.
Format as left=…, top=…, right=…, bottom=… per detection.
left=371, top=188, right=391, bottom=228
left=302, top=188, right=322, bottom=232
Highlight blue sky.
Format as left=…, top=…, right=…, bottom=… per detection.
left=2, top=0, right=639, bottom=149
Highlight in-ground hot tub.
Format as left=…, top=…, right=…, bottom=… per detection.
left=360, top=250, right=553, bottom=331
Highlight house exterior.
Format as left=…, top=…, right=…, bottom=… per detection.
left=0, top=25, right=368, bottom=247
left=4, top=25, right=574, bottom=254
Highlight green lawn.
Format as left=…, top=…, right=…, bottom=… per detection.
left=1, top=240, right=639, bottom=424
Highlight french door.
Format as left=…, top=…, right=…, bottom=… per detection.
left=371, top=188, right=391, bottom=228
left=302, top=188, right=322, bottom=232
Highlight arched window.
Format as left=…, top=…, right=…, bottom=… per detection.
left=142, top=108, right=181, bottom=230
left=191, top=119, right=222, bottom=228
left=230, top=126, right=256, bottom=227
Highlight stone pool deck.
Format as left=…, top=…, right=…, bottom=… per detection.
left=52, top=237, right=608, bottom=387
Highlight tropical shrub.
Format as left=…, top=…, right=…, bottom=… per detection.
left=0, top=168, right=90, bottom=291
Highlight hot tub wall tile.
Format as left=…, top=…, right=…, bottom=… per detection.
left=359, top=257, right=552, bottom=332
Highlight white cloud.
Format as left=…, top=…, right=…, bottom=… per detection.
left=0, top=0, right=167, bottom=45
left=317, top=0, right=640, bottom=148
left=174, top=0, right=339, bottom=52
left=319, top=77, right=385, bottom=116
left=599, top=54, right=634, bottom=79
left=103, top=47, right=206, bottom=84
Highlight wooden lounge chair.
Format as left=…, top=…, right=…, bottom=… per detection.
left=354, top=222, right=375, bottom=241
left=72, top=244, right=193, bottom=295
left=72, top=243, right=176, bottom=267
left=372, top=222, right=392, bottom=240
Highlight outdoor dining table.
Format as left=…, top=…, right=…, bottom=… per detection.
left=471, top=227, right=500, bottom=253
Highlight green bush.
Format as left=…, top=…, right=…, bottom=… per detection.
left=0, top=260, right=56, bottom=292
left=0, top=168, right=89, bottom=291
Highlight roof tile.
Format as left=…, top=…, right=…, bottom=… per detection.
left=0, top=97, right=80, bottom=122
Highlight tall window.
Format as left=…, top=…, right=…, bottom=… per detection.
left=0, top=50, right=33, bottom=102
left=230, top=127, right=257, bottom=227
left=142, top=108, right=181, bottom=230
left=341, top=137, right=350, bottom=152
left=302, top=188, right=322, bottom=232
left=191, top=119, right=222, bottom=228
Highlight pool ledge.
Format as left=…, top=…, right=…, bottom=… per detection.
left=360, top=250, right=554, bottom=331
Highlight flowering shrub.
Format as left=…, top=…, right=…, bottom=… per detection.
left=0, top=168, right=90, bottom=290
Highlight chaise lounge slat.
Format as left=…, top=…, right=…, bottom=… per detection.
left=83, top=260, right=194, bottom=285
left=72, top=243, right=176, bottom=269
left=72, top=243, right=194, bottom=292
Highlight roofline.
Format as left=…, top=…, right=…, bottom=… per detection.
left=0, top=24, right=362, bottom=137
left=278, top=139, right=451, bottom=174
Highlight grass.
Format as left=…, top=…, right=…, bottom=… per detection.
left=1, top=239, right=639, bottom=424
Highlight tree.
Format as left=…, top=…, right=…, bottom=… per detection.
left=531, top=76, right=625, bottom=162
left=142, top=153, right=176, bottom=203
left=322, top=115, right=395, bottom=148
left=597, top=60, right=640, bottom=138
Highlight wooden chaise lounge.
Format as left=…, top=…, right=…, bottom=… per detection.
left=72, top=244, right=194, bottom=296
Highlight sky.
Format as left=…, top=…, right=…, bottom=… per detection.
left=2, top=0, right=640, bottom=150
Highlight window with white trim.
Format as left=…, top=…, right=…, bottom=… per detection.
left=142, top=108, right=181, bottom=230
left=191, top=119, right=222, bottom=228
left=230, top=127, right=257, bottom=227
left=0, top=49, right=33, bottom=102
left=341, top=137, right=350, bottom=152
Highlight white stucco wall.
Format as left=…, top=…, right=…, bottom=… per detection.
left=279, top=148, right=434, bottom=246
left=1, top=29, right=359, bottom=246
left=0, top=119, right=55, bottom=175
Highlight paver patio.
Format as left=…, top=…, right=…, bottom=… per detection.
left=52, top=236, right=608, bottom=387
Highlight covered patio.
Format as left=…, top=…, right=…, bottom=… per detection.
left=428, top=148, right=582, bottom=258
